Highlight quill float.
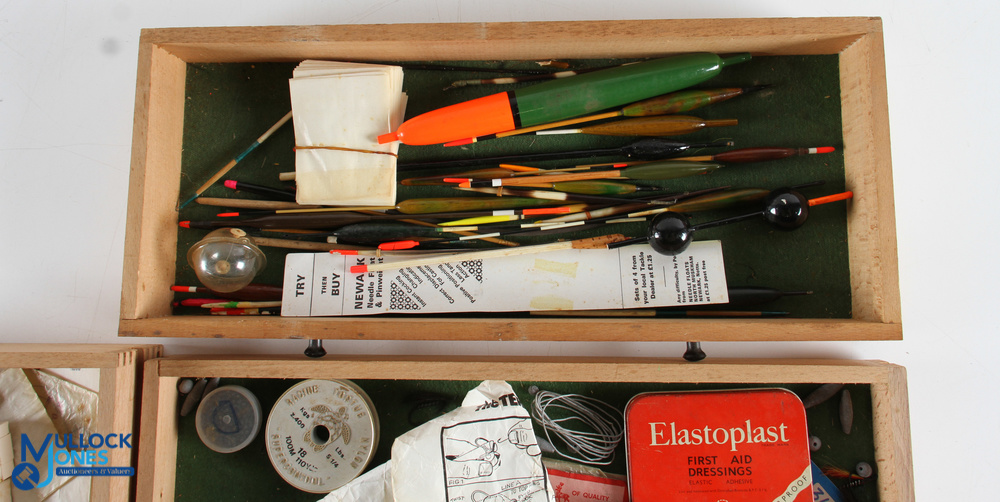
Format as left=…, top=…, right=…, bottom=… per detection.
left=672, top=146, right=836, bottom=163
left=524, top=115, right=737, bottom=138
left=442, top=66, right=608, bottom=91
left=451, top=161, right=725, bottom=187
left=171, top=284, right=283, bottom=301
left=575, top=146, right=836, bottom=169
left=397, top=138, right=733, bottom=170
left=223, top=179, right=295, bottom=201
left=177, top=111, right=293, bottom=209
left=179, top=197, right=575, bottom=229
left=348, top=235, right=630, bottom=273
left=376, top=187, right=771, bottom=249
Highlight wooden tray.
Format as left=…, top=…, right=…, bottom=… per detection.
left=0, top=344, right=162, bottom=502
left=136, top=355, right=913, bottom=501
left=121, top=17, right=899, bottom=341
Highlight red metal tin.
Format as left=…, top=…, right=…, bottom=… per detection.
left=625, top=388, right=812, bottom=501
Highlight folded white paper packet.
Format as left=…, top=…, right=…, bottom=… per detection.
left=289, top=60, right=406, bottom=206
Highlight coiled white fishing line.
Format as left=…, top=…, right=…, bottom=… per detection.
left=529, top=386, right=624, bottom=465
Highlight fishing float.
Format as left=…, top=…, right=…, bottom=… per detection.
left=437, top=184, right=751, bottom=228
left=170, top=284, right=283, bottom=301
left=574, top=146, right=837, bottom=169
left=444, top=85, right=767, bottom=146
left=451, top=186, right=674, bottom=207
left=516, top=185, right=742, bottom=224
left=195, top=197, right=319, bottom=210
left=435, top=212, right=594, bottom=229
left=400, top=166, right=540, bottom=186
left=210, top=307, right=282, bottom=316
left=174, top=298, right=229, bottom=307
left=608, top=188, right=854, bottom=255
left=450, top=160, right=725, bottom=187
left=179, top=197, right=579, bottom=229
left=512, top=146, right=831, bottom=182
left=397, top=138, right=734, bottom=170
left=348, top=234, right=630, bottom=274
left=180, top=212, right=391, bottom=230
left=404, top=169, right=664, bottom=196
left=374, top=216, right=643, bottom=250
left=434, top=207, right=574, bottom=227
left=392, top=197, right=581, bottom=214
left=524, top=115, right=737, bottom=138
left=396, top=189, right=780, bottom=254
left=429, top=219, right=590, bottom=232
left=177, top=110, right=293, bottom=209
left=223, top=179, right=296, bottom=201
left=323, top=222, right=508, bottom=247
left=375, top=187, right=770, bottom=250
left=198, top=300, right=282, bottom=309
left=378, top=53, right=751, bottom=146
left=214, top=203, right=573, bottom=219
left=405, top=170, right=660, bottom=196
left=322, top=212, right=576, bottom=247
left=493, top=180, right=661, bottom=196
left=357, top=61, right=555, bottom=75
left=460, top=185, right=803, bottom=244
left=251, top=236, right=369, bottom=252
left=671, top=146, right=836, bottom=163
left=442, top=65, right=609, bottom=91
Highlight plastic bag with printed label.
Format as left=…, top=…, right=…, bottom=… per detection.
left=322, top=381, right=553, bottom=502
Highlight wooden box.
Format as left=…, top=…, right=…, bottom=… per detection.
left=121, top=17, right=899, bottom=342
left=0, top=344, right=162, bottom=501
left=136, top=355, right=913, bottom=501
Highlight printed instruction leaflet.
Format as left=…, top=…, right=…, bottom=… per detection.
left=282, top=241, right=728, bottom=316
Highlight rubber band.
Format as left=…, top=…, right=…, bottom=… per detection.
left=294, top=145, right=399, bottom=158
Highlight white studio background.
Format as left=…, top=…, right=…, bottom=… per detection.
left=3, top=1, right=998, bottom=499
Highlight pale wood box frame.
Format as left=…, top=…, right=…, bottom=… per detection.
left=136, top=356, right=914, bottom=501
left=0, top=344, right=162, bottom=502
left=121, top=17, right=899, bottom=341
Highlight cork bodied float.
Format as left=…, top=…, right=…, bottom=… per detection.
left=376, top=52, right=752, bottom=145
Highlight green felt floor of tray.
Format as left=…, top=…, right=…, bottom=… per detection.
left=174, top=55, right=849, bottom=319
left=174, top=378, right=877, bottom=501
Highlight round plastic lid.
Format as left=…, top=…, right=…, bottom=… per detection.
left=195, top=385, right=262, bottom=453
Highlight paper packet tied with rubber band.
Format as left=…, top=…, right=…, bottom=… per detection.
left=321, top=380, right=554, bottom=502
left=289, top=60, right=407, bottom=206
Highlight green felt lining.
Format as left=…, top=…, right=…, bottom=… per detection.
left=175, top=56, right=849, bottom=319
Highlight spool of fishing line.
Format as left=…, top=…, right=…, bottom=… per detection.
left=195, top=385, right=262, bottom=453
left=529, top=387, right=624, bottom=465
left=265, top=379, right=379, bottom=493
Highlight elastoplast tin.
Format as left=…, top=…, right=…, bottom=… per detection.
left=625, top=388, right=812, bottom=501
left=265, top=379, right=379, bottom=493
left=195, top=385, right=262, bottom=453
